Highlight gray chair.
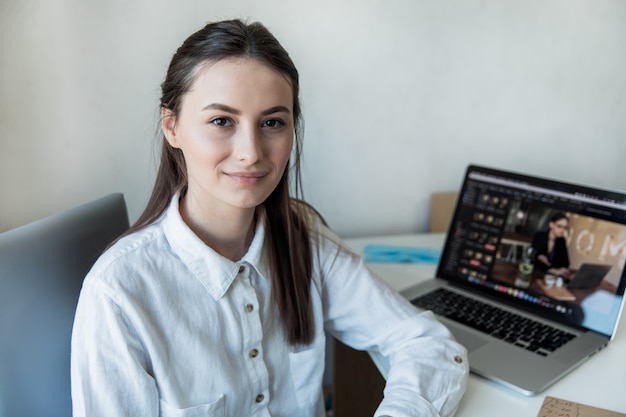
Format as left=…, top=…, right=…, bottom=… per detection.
left=0, top=194, right=129, bottom=417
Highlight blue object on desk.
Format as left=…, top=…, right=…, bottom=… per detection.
left=363, top=245, right=441, bottom=264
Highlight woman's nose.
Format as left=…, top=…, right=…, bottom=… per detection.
left=234, top=126, right=262, bottom=164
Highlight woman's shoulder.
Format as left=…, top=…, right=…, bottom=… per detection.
left=86, top=222, right=167, bottom=285
left=290, top=199, right=354, bottom=258
left=291, top=199, right=334, bottom=238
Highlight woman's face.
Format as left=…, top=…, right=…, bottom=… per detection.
left=162, top=57, right=294, bottom=214
left=549, top=218, right=569, bottom=238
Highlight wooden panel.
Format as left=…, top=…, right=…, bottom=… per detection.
left=333, top=339, right=385, bottom=417
left=429, top=191, right=458, bottom=233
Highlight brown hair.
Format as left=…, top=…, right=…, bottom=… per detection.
left=123, top=19, right=314, bottom=345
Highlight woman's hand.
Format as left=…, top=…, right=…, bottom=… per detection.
left=550, top=267, right=570, bottom=278
left=537, top=254, right=551, bottom=267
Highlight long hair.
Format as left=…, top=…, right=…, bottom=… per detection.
left=124, top=19, right=314, bottom=345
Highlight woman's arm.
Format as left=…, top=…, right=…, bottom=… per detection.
left=71, top=279, right=159, bottom=417
left=318, top=229, right=469, bottom=417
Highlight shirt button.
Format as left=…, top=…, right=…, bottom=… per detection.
left=255, top=394, right=264, bottom=403
left=238, top=265, right=245, bottom=274
left=249, top=348, right=259, bottom=358
left=245, top=303, right=254, bottom=313
left=454, top=355, right=464, bottom=364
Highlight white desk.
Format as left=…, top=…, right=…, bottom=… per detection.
left=344, top=233, right=626, bottom=417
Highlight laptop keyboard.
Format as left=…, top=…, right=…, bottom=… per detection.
left=411, top=288, right=577, bottom=356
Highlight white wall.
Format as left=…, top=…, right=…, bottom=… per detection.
left=1, top=0, right=625, bottom=237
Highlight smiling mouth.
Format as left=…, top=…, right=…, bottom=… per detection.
left=225, top=172, right=268, bottom=185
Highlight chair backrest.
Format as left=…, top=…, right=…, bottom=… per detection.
left=429, top=191, right=458, bottom=233
left=0, top=194, right=129, bottom=417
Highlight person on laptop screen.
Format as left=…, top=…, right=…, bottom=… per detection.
left=70, top=19, right=469, bottom=417
left=531, top=212, right=571, bottom=279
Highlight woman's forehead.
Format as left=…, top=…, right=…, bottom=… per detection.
left=186, top=58, right=294, bottom=109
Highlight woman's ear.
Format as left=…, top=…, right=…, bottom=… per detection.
left=161, top=108, right=179, bottom=148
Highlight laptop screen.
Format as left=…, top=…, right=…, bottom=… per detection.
left=438, top=165, right=626, bottom=337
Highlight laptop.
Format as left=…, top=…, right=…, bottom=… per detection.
left=0, top=194, right=129, bottom=417
left=403, top=165, right=626, bottom=396
left=567, top=263, right=612, bottom=290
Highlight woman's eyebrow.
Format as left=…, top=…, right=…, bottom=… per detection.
left=261, top=106, right=291, bottom=116
left=201, top=103, right=291, bottom=116
left=202, top=103, right=240, bottom=114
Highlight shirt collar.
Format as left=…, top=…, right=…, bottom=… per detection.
left=161, top=194, right=269, bottom=300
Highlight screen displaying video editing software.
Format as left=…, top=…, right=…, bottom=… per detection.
left=438, top=166, right=626, bottom=336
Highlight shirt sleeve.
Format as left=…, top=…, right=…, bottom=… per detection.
left=317, top=228, right=469, bottom=417
left=71, top=278, right=159, bottom=417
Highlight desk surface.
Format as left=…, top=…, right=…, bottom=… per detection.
left=344, top=233, right=626, bottom=417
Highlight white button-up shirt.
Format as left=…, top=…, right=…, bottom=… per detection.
left=71, top=196, right=468, bottom=417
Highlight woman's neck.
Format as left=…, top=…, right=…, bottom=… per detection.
left=179, top=194, right=256, bottom=261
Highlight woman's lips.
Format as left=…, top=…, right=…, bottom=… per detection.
left=225, top=171, right=268, bottom=185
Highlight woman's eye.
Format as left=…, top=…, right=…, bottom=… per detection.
left=210, top=117, right=232, bottom=127
left=262, top=119, right=285, bottom=128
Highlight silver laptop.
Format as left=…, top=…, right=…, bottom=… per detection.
left=403, top=165, right=626, bottom=396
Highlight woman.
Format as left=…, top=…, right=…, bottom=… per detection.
left=71, top=19, right=468, bottom=417
left=531, top=212, right=571, bottom=278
